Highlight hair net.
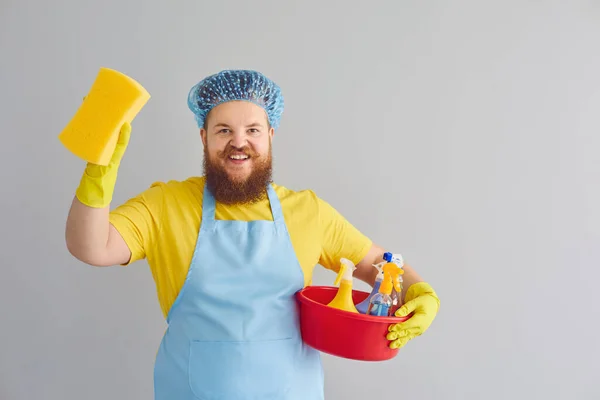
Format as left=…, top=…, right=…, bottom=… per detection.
left=187, top=70, right=284, bottom=130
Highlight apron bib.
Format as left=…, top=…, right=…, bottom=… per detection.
left=153, top=184, right=324, bottom=400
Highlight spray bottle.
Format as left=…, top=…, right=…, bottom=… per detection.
left=356, top=261, right=385, bottom=314
left=383, top=252, right=405, bottom=314
left=327, top=258, right=359, bottom=313
left=366, top=262, right=403, bottom=317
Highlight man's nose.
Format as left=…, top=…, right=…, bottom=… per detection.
left=229, top=132, right=248, bottom=148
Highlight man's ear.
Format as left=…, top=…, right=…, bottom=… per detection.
left=200, top=129, right=207, bottom=147
left=269, top=127, right=275, bottom=140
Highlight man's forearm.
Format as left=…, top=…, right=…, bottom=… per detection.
left=398, top=262, right=424, bottom=303
left=65, top=196, right=131, bottom=266
left=66, top=196, right=111, bottom=263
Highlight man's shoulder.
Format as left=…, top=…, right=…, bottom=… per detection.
left=137, top=176, right=205, bottom=204
left=272, top=182, right=323, bottom=210
left=273, top=182, right=316, bottom=199
left=147, top=176, right=205, bottom=192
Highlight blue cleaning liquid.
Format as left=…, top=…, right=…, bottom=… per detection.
left=356, top=279, right=381, bottom=314
left=367, top=300, right=390, bottom=316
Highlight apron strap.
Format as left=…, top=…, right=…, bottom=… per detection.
left=266, top=183, right=286, bottom=232
left=200, top=184, right=217, bottom=233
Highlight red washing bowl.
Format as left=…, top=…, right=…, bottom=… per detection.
left=295, top=286, right=411, bottom=362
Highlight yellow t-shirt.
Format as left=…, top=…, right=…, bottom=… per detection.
left=108, top=176, right=373, bottom=318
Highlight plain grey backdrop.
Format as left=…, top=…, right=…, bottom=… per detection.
left=1, top=1, right=598, bottom=399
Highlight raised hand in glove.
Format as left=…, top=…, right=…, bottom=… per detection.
left=387, top=282, right=440, bottom=349
left=75, top=121, right=131, bottom=208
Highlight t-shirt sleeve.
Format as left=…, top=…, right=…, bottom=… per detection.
left=316, top=194, right=373, bottom=272
left=108, top=182, right=165, bottom=265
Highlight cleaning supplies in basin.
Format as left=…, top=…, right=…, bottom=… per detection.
left=356, top=261, right=385, bottom=314
left=327, top=258, right=359, bottom=313
left=356, top=252, right=405, bottom=315
left=383, top=252, right=405, bottom=314
left=366, top=261, right=403, bottom=317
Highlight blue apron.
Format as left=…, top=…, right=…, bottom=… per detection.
left=153, top=184, right=324, bottom=400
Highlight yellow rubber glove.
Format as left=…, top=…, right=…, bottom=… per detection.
left=387, top=282, right=440, bottom=349
left=74, top=122, right=131, bottom=208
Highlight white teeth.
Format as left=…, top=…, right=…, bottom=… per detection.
left=229, top=155, right=249, bottom=160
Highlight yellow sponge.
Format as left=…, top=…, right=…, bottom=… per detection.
left=59, top=67, right=150, bottom=165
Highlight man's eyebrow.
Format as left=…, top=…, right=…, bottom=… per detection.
left=212, top=122, right=265, bottom=129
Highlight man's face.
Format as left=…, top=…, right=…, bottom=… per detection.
left=201, top=101, right=275, bottom=204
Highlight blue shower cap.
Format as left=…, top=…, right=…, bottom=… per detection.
left=187, top=70, right=284, bottom=130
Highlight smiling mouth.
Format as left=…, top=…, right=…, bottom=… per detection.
left=228, top=154, right=250, bottom=160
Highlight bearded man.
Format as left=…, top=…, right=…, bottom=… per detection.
left=65, top=69, right=440, bottom=400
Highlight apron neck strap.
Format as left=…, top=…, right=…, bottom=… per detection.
left=201, top=184, right=217, bottom=229
left=266, top=183, right=285, bottom=229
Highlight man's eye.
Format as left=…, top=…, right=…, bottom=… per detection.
left=218, top=129, right=231, bottom=134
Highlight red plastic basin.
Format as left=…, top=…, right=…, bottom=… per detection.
left=295, top=285, right=411, bottom=362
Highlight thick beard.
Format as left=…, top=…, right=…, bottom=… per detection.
left=203, top=144, right=273, bottom=205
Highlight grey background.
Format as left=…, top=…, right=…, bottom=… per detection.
left=1, top=1, right=598, bottom=399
